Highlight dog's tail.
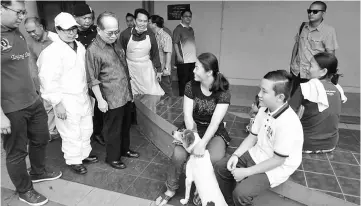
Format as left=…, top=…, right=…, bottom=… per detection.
left=206, top=202, right=215, bottom=206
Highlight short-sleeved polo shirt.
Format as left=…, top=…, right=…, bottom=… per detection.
left=249, top=103, right=304, bottom=188
left=1, top=26, right=38, bottom=113
left=291, top=21, right=339, bottom=78
left=172, top=23, right=196, bottom=64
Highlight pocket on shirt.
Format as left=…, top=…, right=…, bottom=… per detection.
left=309, top=37, right=324, bottom=52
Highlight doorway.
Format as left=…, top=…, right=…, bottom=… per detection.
left=36, top=1, right=85, bottom=32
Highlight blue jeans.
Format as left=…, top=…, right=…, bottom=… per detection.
left=2, top=99, right=49, bottom=193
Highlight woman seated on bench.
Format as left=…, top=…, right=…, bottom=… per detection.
left=289, top=52, right=347, bottom=154
left=155, top=53, right=231, bottom=206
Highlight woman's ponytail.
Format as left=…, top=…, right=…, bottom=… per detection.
left=211, top=72, right=229, bottom=92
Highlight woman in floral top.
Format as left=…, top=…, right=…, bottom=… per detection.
left=155, top=53, right=231, bottom=206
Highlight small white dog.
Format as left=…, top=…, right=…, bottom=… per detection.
left=173, top=128, right=227, bottom=206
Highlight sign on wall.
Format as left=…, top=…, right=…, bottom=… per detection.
left=167, top=4, right=190, bottom=20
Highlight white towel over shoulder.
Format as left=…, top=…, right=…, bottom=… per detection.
left=300, top=79, right=347, bottom=112
left=334, top=84, right=348, bottom=103
left=300, top=79, right=329, bottom=112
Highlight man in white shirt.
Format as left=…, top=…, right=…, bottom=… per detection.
left=215, top=70, right=303, bottom=206
left=37, top=12, right=98, bottom=175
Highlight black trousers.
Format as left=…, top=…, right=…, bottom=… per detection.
left=2, top=99, right=49, bottom=193
left=177, top=63, right=195, bottom=96
left=215, top=152, right=270, bottom=206
left=290, top=72, right=309, bottom=97
left=102, top=101, right=132, bottom=162
left=93, top=99, right=103, bottom=136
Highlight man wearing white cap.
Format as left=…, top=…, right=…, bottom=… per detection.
left=37, top=12, right=98, bottom=174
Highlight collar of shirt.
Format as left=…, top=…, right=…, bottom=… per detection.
left=180, top=22, right=192, bottom=28
left=57, top=38, right=79, bottom=51
left=38, top=31, right=51, bottom=43
left=132, top=27, right=148, bottom=36
left=265, top=102, right=289, bottom=119
left=306, top=20, right=325, bottom=32
left=78, top=25, right=97, bottom=35
left=1, top=24, right=16, bottom=32
left=95, top=34, right=115, bottom=49
left=155, top=28, right=163, bottom=37
left=131, top=27, right=148, bottom=41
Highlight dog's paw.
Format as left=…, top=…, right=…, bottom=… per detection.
left=180, top=198, right=189, bottom=205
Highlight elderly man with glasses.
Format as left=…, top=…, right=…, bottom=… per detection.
left=1, top=0, right=62, bottom=205
left=37, top=12, right=98, bottom=175
left=85, top=12, right=139, bottom=170
left=290, top=1, right=339, bottom=95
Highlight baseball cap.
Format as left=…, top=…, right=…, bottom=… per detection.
left=54, top=12, right=80, bottom=30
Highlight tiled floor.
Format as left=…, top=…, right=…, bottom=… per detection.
left=43, top=126, right=172, bottom=202
left=1, top=187, right=66, bottom=206
left=155, top=95, right=360, bottom=205
left=1, top=83, right=358, bottom=206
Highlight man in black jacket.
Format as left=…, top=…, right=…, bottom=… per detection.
left=73, top=3, right=105, bottom=146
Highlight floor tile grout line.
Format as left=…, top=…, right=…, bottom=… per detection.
left=129, top=175, right=167, bottom=184
left=333, top=149, right=360, bottom=155
left=303, top=156, right=360, bottom=166
left=74, top=186, right=95, bottom=206
left=326, top=154, right=347, bottom=201
left=303, top=169, right=360, bottom=181
left=124, top=129, right=154, bottom=194
left=351, top=153, right=360, bottom=165
left=172, top=112, right=184, bottom=124
left=169, top=97, right=183, bottom=108
left=301, top=168, right=309, bottom=188
left=157, top=96, right=169, bottom=106
left=310, top=188, right=361, bottom=198
left=124, top=150, right=160, bottom=194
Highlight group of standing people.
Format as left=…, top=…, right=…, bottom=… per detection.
left=0, top=1, right=347, bottom=206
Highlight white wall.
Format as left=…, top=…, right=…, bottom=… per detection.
left=154, top=1, right=223, bottom=60
left=87, top=1, right=142, bottom=32
left=154, top=1, right=360, bottom=93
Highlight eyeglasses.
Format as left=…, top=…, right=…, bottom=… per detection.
left=183, top=15, right=192, bottom=18
left=1, top=5, right=27, bottom=17
left=102, top=29, right=120, bottom=37
left=60, top=27, right=78, bottom=35
left=307, top=9, right=324, bottom=14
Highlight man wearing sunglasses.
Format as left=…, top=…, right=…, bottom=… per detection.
left=86, top=12, right=139, bottom=170
left=37, top=12, right=98, bottom=175
left=1, top=0, right=62, bottom=205
left=290, top=1, right=338, bottom=96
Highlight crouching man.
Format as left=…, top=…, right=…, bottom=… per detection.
left=37, top=12, right=98, bottom=175
left=215, top=70, right=303, bottom=206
